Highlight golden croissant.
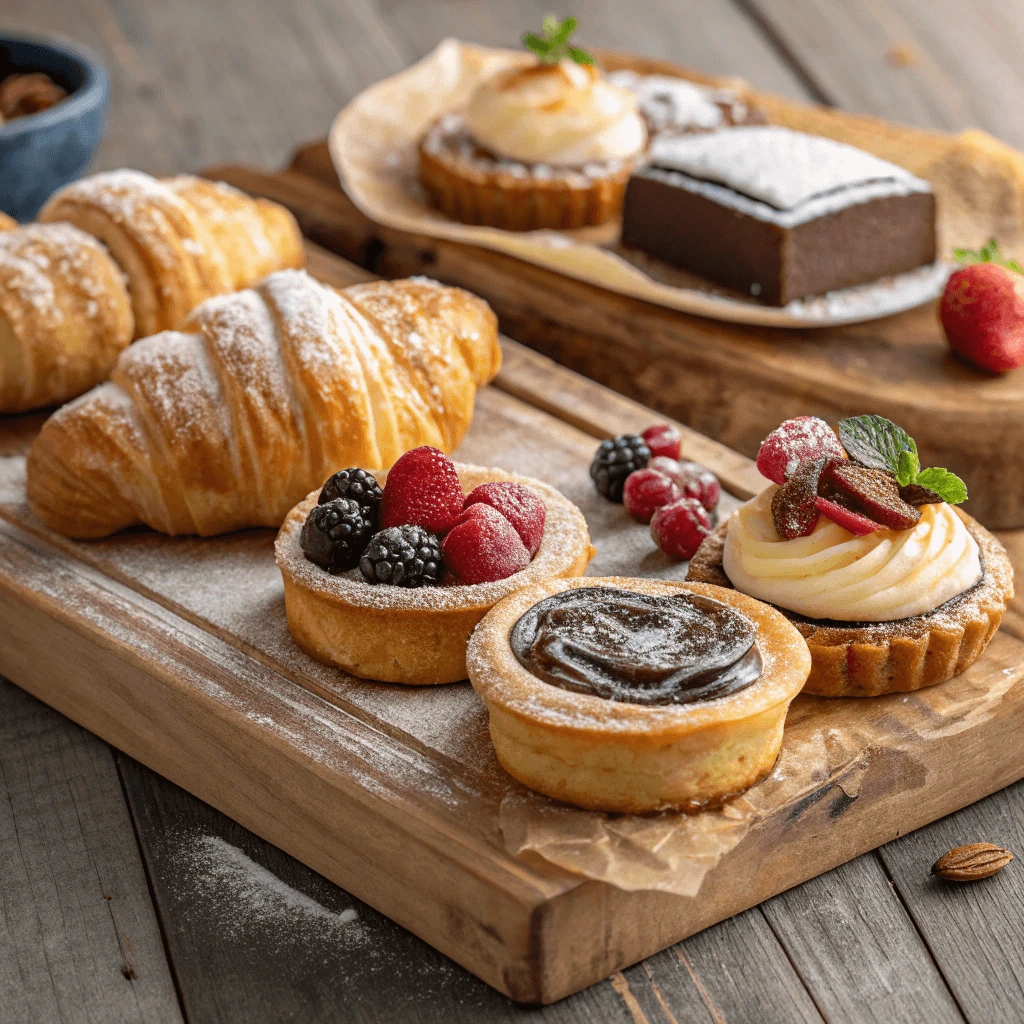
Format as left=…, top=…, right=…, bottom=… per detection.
left=26, top=270, right=502, bottom=538
left=0, top=222, right=134, bottom=413
left=39, top=169, right=305, bottom=338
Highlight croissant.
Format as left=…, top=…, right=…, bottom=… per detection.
left=26, top=270, right=502, bottom=538
left=39, top=170, right=305, bottom=338
left=0, top=223, right=134, bottom=413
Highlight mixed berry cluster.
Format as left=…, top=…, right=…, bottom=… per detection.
left=590, top=424, right=721, bottom=560
left=301, top=447, right=546, bottom=588
left=757, top=414, right=967, bottom=539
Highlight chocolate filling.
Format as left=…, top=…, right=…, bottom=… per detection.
left=510, top=586, right=762, bottom=706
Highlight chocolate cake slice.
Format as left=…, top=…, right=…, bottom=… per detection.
left=620, top=126, right=937, bottom=305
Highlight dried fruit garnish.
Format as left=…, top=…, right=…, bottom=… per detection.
left=770, top=458, right=824, bottom=539
left=931, top=843, right=1013, bottom=881
left=821, top=460, right=921, bottom=531
left=814, top=496, right=879, bottom=536
left=899, top=483, right=944, bottom=507
left=756, top=416, right=844, bottom=485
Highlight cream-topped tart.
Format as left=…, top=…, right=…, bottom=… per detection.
left=419, top=18, right=646, bottom=230
left=688, top=415, right=1013, bottom=696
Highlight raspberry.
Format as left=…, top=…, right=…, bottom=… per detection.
left=590, top=435, right=651, bottom=502
left=650, top=498, right=711, bottom=560
left=622, top=467, right=682, bottom=524
left=463, top=481, right=546, bottom=556
left=814, top=497, right=879, bottom=536
left=820, top=460, right=921, bottom=531
left=642, top=423, right=682, bottom=460
left=770, top=458, right=824, bottom=539
left=649, top=457, right=720, bottom=512
left=441, top=503, right=530, bottom=584
left=379, top=446, right=465, bottom=535
left=756, top=416, right=844, bottom=485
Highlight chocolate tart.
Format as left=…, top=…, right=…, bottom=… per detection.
left=275, top=464, right=595, bottom=686
left=418, top=114, right=633, bottom=231
left=687, top=508, right=1013, bottom=697
left=468, top=576, right=810, bottom=813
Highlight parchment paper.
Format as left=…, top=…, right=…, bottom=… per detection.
left=328, top=38, right=968, bottom=328
left=498, top=639, right=1023, bottom=897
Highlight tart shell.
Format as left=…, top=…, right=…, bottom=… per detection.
left=686, top=507, right=1014, bottom=697
left=418, top=121, right=633, bottom=231
left=468, top=576, right=810, bottom=814
left=275, top=464, right=595, bottom=686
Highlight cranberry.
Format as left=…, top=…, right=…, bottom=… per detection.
left=650, top=498, right=711, bottom=560
left=622, top=467, right=682, bottom=524
left=642, top=424, right=682, bottom=461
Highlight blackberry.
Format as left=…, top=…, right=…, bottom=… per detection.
left=359, top=525, right=442, bottom=588
left=319, top=468, right=383, bottom=523
left=590, top=434, right=651, bottom=502
left=300, top=498, right=376, bottom=574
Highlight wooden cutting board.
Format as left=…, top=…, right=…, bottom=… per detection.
left=2, top=241, right=1024, bottom=1004
left=203, top=52, right=1024, bottom=530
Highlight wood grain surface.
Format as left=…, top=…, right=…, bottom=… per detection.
left=1, top=241, right=1023, bottom=1005
left=4, top=0, right=1024, bottom=1019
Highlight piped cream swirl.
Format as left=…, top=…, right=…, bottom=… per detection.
left=722, top=487, right=981, bottom=621
left=464, top=60, right=646, bottom=166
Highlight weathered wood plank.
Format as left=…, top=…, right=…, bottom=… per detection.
left=878, top=778, right=1024, bottom=1023
left=761, top=853, right=965, bottom=1024
left=745, top=0, right=1024, bottom=149
left=0, top=679, right=183, bottom=1024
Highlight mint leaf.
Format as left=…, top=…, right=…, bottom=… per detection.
left=896, top=447, right=920, bottom=487
left=914, top=467, right=968, bottom=504
left=523, top=16, right=593, bottom=65
left=953, top=237, right=1024, bottom=276
left=837, top=415, right=916, bottom=475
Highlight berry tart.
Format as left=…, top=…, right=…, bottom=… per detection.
left=418, top=18, right=647, bottom=231
left=687, top=415, right=1014, bottom=696
left=468, top=576, right=810, bottom=813
left=275, top=447, right=594, bottom=685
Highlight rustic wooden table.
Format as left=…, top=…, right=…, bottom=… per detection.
left=4, top=1, right=1024, bottom=1021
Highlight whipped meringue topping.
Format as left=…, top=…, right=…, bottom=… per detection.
left=464, top=59, right=646, bottom=166
left=722, top=487, right=982, bottom=622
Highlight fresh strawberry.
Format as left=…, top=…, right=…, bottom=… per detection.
left=379, top=446, right=465, bottom=535
left=756, top=416, right=845, bottom=485
left=622, top=467, right=682, bottom=523
left=940, top=241, right=1024, bottom=373
left=650, top=498, right=711, bottom=560
left=814, top=497, right=879, bottom=536
left=642, top=424, right=682, bottom=460
left=441, top=503, right=530, bottom=584
left=463, top=481, right=546, bottom=556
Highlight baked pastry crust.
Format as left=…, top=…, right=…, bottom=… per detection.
left=687, top=508, right=1013, bottom=697
left=419, top=116, right=633, bottom=231
left=0, top=223, right=133, bottom=413
left=0, top=212, right=16, bottom=232
left=26, top=273, right=502, bottom=538
left=39, top=170, right=305, bottom=337
left=468, top=576, right=810, bottom=813
left=276, top=464, right=595, bottom=686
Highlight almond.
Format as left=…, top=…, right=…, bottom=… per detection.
left=931, top=843, right=1013, bottom=881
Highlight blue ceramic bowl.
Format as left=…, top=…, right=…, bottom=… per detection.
left=0, top=33, right=109, bottom=221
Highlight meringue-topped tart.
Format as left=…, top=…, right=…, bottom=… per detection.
left=418, top=18, right=646, bottom=231
left=469, top=576, right=810, bottom=813
left=688, top=414, right=1014, bottom=696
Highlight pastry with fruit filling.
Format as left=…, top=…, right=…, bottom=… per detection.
left=469, top=576, right=809, bottom=813
left=275, top=446, right=594, bottom=685
left=687, top=415, right=1014, bottom=696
